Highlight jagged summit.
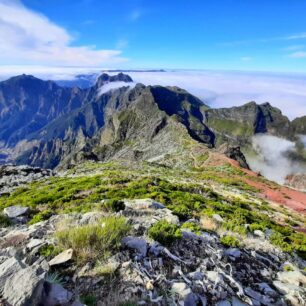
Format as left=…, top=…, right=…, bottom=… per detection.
left=95, top=72, right=133, bottom=87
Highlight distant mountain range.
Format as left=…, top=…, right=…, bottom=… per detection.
left=0, top=73, right=305, bottom=171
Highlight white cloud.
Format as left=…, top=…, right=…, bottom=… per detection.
left=0, top=67, right=305, bottom=120
left=288, top=51, right=306, bottom=58
left=124, top=70, right=306, bottom=120
left=98, top=81, right=136, bottom=96
left=0, top=0, right=127, bottom=66
left=246, top=134, right=306, bottom=184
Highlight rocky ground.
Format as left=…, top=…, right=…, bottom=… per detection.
left=0, top=165, right=53, bottom=196
left=0, top=198, right=305, bottom=306
left=0, top=161, right=306, bottom=306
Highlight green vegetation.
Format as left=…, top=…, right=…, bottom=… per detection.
left=80, top=295, right=97, bottom=306
left=0, top=160, right=305, bottom=257
left=39, top=244, right=62, bottom=259
left=181, top=221, right=201, bottom=235
left=148, top=220, right=182, bottom=246
left=0, top=213, right=11, bottom=227
left=220, top=235, right=241, bottom=248
left=283, top=265, right=294, bottom=272
left=55, top=216, right=130, bottom=262
left=28, top=209, right=53, bottom=225
left=104, top=199, right=125, bottom=212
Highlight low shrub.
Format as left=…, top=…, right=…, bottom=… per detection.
left=55, top=216, right=130, bottom=262
left=148, top=220, right=182, bottom=246
left=0, top=213, right=11, bottom=227
left=181, top=222, right=201, bottom=235
left=28, top=209, right=53, bottom=225
left=220, top=235, right=240, bottom=248
left=104, top=199, right=125, bottom=212
left=39, top=244, right=62, bottom=259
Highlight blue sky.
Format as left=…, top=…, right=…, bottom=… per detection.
left=1, top=0, right=306, bottom=72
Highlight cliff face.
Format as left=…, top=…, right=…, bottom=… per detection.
left=203, top=102, right=292, bottom=147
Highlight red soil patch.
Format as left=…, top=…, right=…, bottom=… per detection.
left=207, top=152, right=306, bottom=214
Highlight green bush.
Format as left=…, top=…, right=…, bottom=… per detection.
left=0, top=213, right=11, bottom=227
left=28, top=209, right=53, bottom=225
left=104, top=199, right=125, bottom=212
left=148, top=220, right=182, bottom=246
left=80, top=295, right=97, bottom=306
left=39, top=244, right=62, bottom=259
left=181, top=222, right=201, bottom=235
left=220, top=235, right=240, bottom=248
left=55, top=216, right=130, bottom=262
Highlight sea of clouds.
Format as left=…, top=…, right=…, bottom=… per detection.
left=1, top=67, right=305, bottom=120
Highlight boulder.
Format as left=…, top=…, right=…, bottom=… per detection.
left=3, top=205, right=29, bottom=218
left=48, top=249, right=73, bottom=266
left=42, top=282, right=73, bottom=306
left=124, top=198, right=165, bottom=210
left=122, top=236, right=148, bottom=257
left=0, top=257, right=45, bottom=306
left=277, top=270, right=306, bottom=287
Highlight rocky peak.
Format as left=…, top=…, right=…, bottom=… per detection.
left=95, top=72, right=133, bottom=87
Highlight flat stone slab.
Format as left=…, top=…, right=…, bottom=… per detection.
left=49, top=249, right=73, bottom=266
left=4, top=206, right=29, bottom=218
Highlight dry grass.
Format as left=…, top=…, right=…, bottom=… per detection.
left=55, top=216, right=130, bottom=263
left=200, top=216, right=218, bottom=232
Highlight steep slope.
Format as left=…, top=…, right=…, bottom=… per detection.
left=15, top=84, right=213, bottom=169
left=0, top=75, right=86, bottom=146
left=203, top=102, right=292, bottom=147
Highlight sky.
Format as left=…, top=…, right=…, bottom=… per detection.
left=0, top=0, right=306, bottom=119
left=1, top=0, right=306, bottom=72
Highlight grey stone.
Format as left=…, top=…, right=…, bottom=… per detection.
left=277, top=270, right=306, bottom=286
left=2, top=260, right=44, bottom=306
left=188, top=271, right=204, bottom=281
left=0, top=257, right=22, bottom=293
left=184, top=292, right=207, bottom=306
left=3, top=205, right=29, bottom=218
left=253, top=230, right=265, bottom=238
left=48, top=248, right=73, bottom=266
left=122, top=236, right=147, bottom=257
left=212, top=214, right=224, bottom=223
left=172, top=282, right=191, bottom=298
left=216, top=300, right=231, bottom=306
left=124, top=198, right=165, bottom=210
left=231, top=297, right=248, bottom=306
left=42, top=282, right=73, bottom=306
left=26, top=239, right=44, bottom=250
left=225, top=248, right=241, bottom=258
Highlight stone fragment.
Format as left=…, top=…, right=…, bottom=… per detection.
left=122, top=236, right=147, bottom=257
left=48, top=249, right=73, bottom=266
left=4, top=206, right=29, bottom=218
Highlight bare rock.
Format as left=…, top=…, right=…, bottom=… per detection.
left=122, top=236, right=148, bottom=257
left=49, top=249, right=73, bottom=266
left=42, top=282, right=73, bottom=306
left=3, top=205, right=29, bottom=218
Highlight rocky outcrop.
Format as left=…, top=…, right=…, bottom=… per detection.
left=0, top=164, right=53, bottom=195
left=225, top=146, right=250, bottom=169
left=285, top=173, right=306, bottom=192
